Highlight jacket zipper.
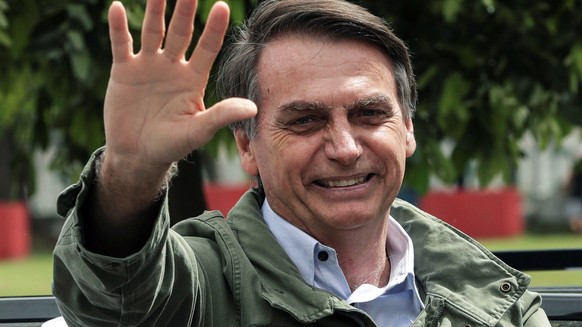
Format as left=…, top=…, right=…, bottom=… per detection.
left=434, top=301, right=445, bottom=327
left=428, top=297, right=446, bottom=327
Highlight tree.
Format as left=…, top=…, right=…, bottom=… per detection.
left=0, top=0, right=254, bottom=222
left=0, top=0, right=113, bottom=200
left=0, top=0, right=580, bottom=209
left=366, top=0, right=582, bottom=192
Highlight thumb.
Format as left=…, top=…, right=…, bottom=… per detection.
left=193, top=97, right=258, bottom=143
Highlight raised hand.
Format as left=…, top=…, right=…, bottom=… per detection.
left=83, top=0, right=256, bottom=256
left=103, top=0, right=257, bottom=180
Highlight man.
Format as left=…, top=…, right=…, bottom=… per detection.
left=52, top=0, right=550, bottom=326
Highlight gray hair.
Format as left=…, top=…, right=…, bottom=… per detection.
left=216, top=0, right=417, bottom=139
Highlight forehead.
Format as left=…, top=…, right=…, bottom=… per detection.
left=256, top=36, right=397, bottom=111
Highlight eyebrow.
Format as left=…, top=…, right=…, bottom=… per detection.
left=276, top=94, right=393, bottom=113
left=347, top=95, right=393, bottom=111
left=276, top=100, right=331, bottom=113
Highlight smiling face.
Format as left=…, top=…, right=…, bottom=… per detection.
left=235, top=36, right=416, bottom=243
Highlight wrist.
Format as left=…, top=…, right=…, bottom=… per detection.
left=98, top=149, right=177, bottom=201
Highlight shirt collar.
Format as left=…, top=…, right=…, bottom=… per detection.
left=261, top=198, right=417, bottom=299
left=261, top=198, right=320, bottom=286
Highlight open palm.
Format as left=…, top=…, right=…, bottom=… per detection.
left=104, top=0, right=256, bottom=175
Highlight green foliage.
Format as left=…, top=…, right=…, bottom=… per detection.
left=368, top=0, right=582, bottom=191
left=0, top=0, right=9, bottom=47
left=0, top=0, right=580, bottom=198
left=0, top=0, right=254, bottom=198
left=199, top=0, right=248, bottom=24
left=565, top=42, right=582, bottom=92
left=0, top=0, right=111, bottom=198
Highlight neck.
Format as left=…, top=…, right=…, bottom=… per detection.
left=323, top=224, right=391, bottom=291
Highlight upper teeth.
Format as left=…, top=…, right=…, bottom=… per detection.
left=321, top=176, right=366, bottom=187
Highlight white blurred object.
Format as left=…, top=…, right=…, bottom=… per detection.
left=41, top=316, right=67, bottom=327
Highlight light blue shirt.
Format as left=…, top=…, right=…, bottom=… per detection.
left=262, top=199, right=424, bottom=326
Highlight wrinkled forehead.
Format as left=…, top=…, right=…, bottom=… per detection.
left=255, top=34, right=396, bottom=104
left=261, top=29, right=392, bottom=65
left=254, top=36, right=399, bottom=121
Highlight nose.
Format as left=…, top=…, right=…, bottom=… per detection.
left=324, top=120, right=362, bottom=165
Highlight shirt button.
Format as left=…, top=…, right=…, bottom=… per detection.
left=317, top=251, right=329, bottom=261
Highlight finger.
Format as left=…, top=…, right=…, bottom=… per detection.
left=140, top=0, right=166, bottom=53
left=189, top=1, right=229, bottom=76
left=163, top=0, right=197, bottom=61
left=109, top=2, right=134, bottom=62
left=190, top=98, right=257, bottom=147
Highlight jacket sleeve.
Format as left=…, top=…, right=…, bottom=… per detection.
left=52, top=149, right=202, bottom=327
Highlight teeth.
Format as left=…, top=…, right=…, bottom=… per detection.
left=321, top=176, right=367, bottom=188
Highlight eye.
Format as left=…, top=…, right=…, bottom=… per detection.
left=285, top=115, right=325, bottom=134
left=352, top=108, right=390, bottom=123
left=291, top=116, right=316, bottom=125
left=361, top=109, right=384, bottom=117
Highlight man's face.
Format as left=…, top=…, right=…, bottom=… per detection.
left=235, top=36, right=416, bottom=243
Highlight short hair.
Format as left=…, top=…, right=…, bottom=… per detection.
left=216, top=0, right=417, bottom=139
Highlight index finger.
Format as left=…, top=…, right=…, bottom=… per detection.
left=188, top=1, right=230, bottom=76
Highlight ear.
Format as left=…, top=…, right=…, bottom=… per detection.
left=404, top=118, right=416, bottom=158
left=234, top=129, right=259, bottom=176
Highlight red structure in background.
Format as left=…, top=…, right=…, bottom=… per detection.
left=204, top=183, right=249, bottom=216
left=0, top=184, right=522, bottom=261
left=0, top=202, right=30, bottom=259
left=203, top=183, right=524, bottom=238
left=420, top=187, right=524, bottom=238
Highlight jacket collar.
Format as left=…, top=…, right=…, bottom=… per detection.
left=226, top=188, right=372, bottom=324
left=226, top=189, right=530, bottom=326
left=391, top=198, right=532, bottom=326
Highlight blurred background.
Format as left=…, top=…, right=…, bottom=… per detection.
left=1, top=0, right=581, bottom=296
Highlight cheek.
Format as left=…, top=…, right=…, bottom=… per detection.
left=369, top=127, right=407, bottom=152
left=259, top=138, right=317, bottom=184
left=253, top=138, right=292, bottom=180
left=367, top=132, right=409, bottom=174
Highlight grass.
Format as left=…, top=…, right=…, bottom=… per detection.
left=0, top=251, right=53, bottom=296
left=0, top=233, right=580, bottom=296
left=477, top=233, right=582, bottom=251
left=477, top=233, right=582, bottom=287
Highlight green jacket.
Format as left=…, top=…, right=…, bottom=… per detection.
left=53, top=153, right=550, bottom=326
